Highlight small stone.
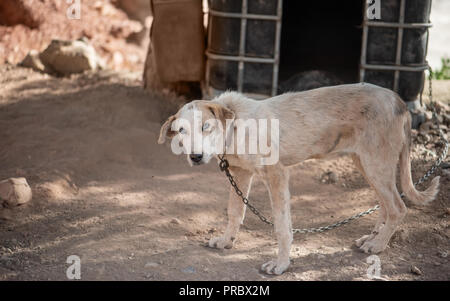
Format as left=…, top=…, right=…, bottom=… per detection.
left=443, top=114, right=450, bottom=125
left=19, top=50, right=48, bottom=72
left=320, top=171, right=338, bottom=184
left=170, top=218, right=181, bottom=225
left=424, top=111, right=433, bottom=121
left=0, top=177, right=32, bottom=207
left=410, top=265, right=422, bottom=275
left=145, top=262, right=159, bottom=268
left=417, top=254, right=423, bottom=259
left=182, top=266, right=196, bottom=274
left=39, top=39, right=105, bottom=75
left=438, top=251, right=447, bottom=258
left=419, top=121, right=432, bottom=133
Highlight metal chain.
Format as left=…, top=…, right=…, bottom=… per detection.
left=218, top=70, right=448, bottom=234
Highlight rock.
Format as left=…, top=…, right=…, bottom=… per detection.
left=423, top=110, right=433, bottom=121
left=417, top=254, right=423, bottom=259
left=182, top=266, right=196, bottom=274
left=410, top=265, right=422, bottom=275
left=435, top=101, right=450, bottom=114
left=438, top=251, right=448, bottom=258
left=145, top=262, right=159, bottom=268
left=419, top=121, right=433, bottom=134
left=320, top=171, right=338, bottom=184
left=170, top=218, right=181, bottom=225
left=443, top=114, right=450, bottom=126
left=19, top=50, right=49, bottom=73
left=39, top=38, right=105, bottom=75
left=0, top=0, right=38, bottom=28
left=0, top=177, right=32, bottom=207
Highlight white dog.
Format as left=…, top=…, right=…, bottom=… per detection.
left=158, top=83, right=440, bottom=275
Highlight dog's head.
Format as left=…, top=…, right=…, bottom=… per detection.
left=158, top=100, right=235, bottom=166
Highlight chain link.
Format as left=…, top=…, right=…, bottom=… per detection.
left=218, top=70, right=448, bottom=235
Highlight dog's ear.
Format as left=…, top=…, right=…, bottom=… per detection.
left=205, top=102, right=235, bottom=126
left=158, top=115, right=177, bottom=144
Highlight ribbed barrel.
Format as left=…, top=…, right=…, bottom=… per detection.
left=361, top=0, right=432, bottom=102
left=206, top=0, right=282, bottom=97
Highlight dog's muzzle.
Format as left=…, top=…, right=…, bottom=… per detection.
left=189, top=154, right=203, bottom=163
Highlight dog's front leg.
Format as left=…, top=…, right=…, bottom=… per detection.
left=209, top=167, right=253, bottom=249
left=260, top=166, right=292, bottom=275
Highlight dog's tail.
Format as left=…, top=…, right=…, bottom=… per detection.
left=399, top=114, right=440, bottom=205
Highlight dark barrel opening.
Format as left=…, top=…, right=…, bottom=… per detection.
left=279, top=0, right=363, bottom=91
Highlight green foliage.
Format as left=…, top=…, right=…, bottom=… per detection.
left=430, top=57, right=450, bottom=80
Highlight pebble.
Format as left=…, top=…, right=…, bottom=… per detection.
left=145, top=262, right=159, bottom=268
left=438, top=251, right=447, bottom=258
left=410, top=265, right=422, bottom=275
left=170, top=218, right=181, bottom=225
left=321, top=171, right=338, bottom=184
left=182, top=266, right=196, bottom=274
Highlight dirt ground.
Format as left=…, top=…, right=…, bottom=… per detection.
left=0, top=65, right=448, bottom=281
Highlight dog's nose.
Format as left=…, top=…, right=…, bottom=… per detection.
left=190, top=154, right=203, bottom=163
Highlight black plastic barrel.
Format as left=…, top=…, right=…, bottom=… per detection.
left=363, top=0, right=431, bottom=102
left=207, top=0, right=280, bottom=96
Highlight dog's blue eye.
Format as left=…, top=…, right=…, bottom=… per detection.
left=202, top=123, right=210, bottom=131
left=179, top=127, right=185, bottom=134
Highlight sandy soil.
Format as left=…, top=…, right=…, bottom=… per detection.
left=0, top=65, right=448, bottom=281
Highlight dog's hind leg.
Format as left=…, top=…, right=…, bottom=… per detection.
left=209, top=167, right=253, bottom=249
left=357, top=154, right=407, bottom=254
left=351, top=154, right=388, bottom=247
left=259, top=165, right=292, bottom=275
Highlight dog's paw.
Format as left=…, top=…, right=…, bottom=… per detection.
left=260, top=259, right=290, bottom=275
left=208, top=236, right=234, bottom=249
left=355, top=234, right=374, bottom=247
left=359, top=239, right=387, bottom=254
